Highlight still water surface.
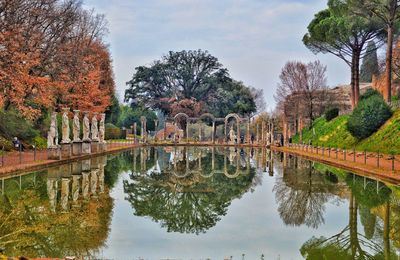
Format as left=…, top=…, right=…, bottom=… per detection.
left=0, top=146, right=399, bottom=259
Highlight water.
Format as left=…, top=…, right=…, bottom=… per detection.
left=0, top=146, right=399, bottom=259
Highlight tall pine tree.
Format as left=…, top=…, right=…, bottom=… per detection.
left=360, top=41, right=379, bottom=83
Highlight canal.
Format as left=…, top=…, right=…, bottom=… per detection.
left=0, top=146, right=398, bottom=259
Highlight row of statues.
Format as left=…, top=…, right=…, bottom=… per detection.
left=48, top=108, right=106, bottom=148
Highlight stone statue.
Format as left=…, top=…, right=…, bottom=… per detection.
left=91, top=112, right=99, bottom=142
left=73, top=110, right=81, bottom=142
left=61, top=108, right=71, bottom=143
left=47, top=112, right=58, bottom=148
left=83, top=112, right=91, bottom=141
left=99, top=113, right=105, bottom=143
left=229, top=125, right=236, bottom=144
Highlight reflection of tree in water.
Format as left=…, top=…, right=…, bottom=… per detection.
left=123, top=147, right=257, bottom=234
left=0, top=170, right=113, bottom=258
left=273, top=156, right=339, bottom=229
left=301, top=175, right=394, bottom=260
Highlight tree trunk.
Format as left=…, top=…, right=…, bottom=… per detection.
left=384, top=24, right=393, bottom=102
left=351, top=53, right=356, bottom=109
left=354, top=50, right=361, bottom=107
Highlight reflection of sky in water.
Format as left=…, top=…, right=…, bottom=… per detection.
left=99, top=165, right=348, bottom=259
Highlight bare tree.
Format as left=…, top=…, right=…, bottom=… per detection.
left=274, top=60, right=328, bottom=133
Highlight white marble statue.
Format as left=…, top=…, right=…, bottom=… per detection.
left=83, top=112, right=91, bottom=141
left=47, top=112, right=58, bottom=148
left=99, top=113, right=105, bottom=143
left=91, top=113, right=99, bottom=142
left=61, top=108, right=71, bottom=143
left=73, top=110, right=81, bottom=142
left=229, top=125, right=236, bottom=144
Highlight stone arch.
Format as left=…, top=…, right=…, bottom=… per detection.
left=224, top=113, right=241, bottom=143
left=173, top=113, right=190, bottom=138
left=196, top=113, right=217, bottom=143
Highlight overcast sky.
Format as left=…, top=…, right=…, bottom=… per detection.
left=84, top=0, right=350, bottom=110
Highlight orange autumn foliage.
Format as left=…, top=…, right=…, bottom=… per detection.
left=0, top=0, right=115, bottom=120
left=0, top=29, right=52, bottom=119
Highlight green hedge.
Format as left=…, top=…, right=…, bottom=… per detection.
left=324, top=107, right=339, bottom=121
left=347, top=92, right=392, bottom=140
left=105, top=123, right=122, bottom=140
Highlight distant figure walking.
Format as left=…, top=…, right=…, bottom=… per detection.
left=12, top=137, right=24, bottom=151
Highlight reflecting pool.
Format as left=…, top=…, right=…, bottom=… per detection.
left=1, top=146, right=400, bottom=259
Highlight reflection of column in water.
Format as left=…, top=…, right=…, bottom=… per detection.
left=61, top=178, right=70, bottom=212
left=269, top=151, right=274, bottom=176
left=133, top=149, right=137, bottom=172
left=211, top=147, right=215, bottom=171
left=71, top=174, right=81, bottom=207
left=198, top=149, right=202, bottom=169
left=140, top=148, right=146, bottom=171
left=255, top=148, right=259, bottom=168
left=262, top=147, right=267, bottom=172
left=173, top=147, right=177, bottom=171
left=47, top=178, right=58, bottom=212
left=185, top=148, right=189, bottom=172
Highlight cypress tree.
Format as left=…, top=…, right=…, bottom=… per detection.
left=360, top=41, right=379, bottom=82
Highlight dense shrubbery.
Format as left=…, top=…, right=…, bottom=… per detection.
left=0, top=109, right=39, bottom=142
left=105, top=123, right=122, bottom=140
left=324, top=107, right=339, bottom=121
left=347, top=91, right=392, bottom=139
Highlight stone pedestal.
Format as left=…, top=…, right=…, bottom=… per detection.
left=48, top=147, right=61, bottom=160
left=72, top=141, right=82, bottom=156
left=82, top=141, right=91, bottom=154
left=60, top=143, right=72, bottom=159
left=99, top=142, right=107, bottom=152
left=91, top=141, right=99, bottom=153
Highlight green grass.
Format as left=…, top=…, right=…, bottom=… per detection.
left=292, top=110, right=400, bottom=154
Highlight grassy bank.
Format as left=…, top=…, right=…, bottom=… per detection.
left=292, top=110, right=400, bottom=154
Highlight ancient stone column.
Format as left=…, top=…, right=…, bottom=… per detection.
left=246, top=120, right=251, bottom=144
left=198, top=124, right=202, bottom=142
left=154, top=119, right=158, bottom=141
left=140, top=116, right=146, bottom=143
left=133, top=122, right=137, bottom=143
left=261, top=121, right=265, bottom=145
left=256, top=123, right=260, bottom=144
left=212, top=121, right=215, bottom=144
left=186, top=120, right=190, bottom=141
left=236, top=120, right=240, bottom=144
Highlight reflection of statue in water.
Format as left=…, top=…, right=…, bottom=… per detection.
left=229, top=125, right=236, bottom=144
left=47, top=112, right=58, bottom=148
left=47, top=179, right=58, bottom=212
left=229, top=147, right=236, bottom=163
